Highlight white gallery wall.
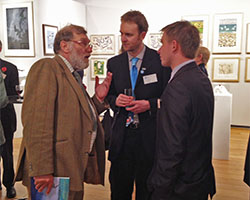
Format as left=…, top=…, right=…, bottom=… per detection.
left=0, top=0, right=87, bottom=82
left=0, top=0, right=249, bottom=126
left=84, top=0, right=250, bottom=127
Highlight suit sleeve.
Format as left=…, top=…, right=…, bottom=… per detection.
left=106, top=60, right=119, bottom=112
left=9, top=64, right=19, bottom=96
left=148, top=66, right=171, bottom=113
left=22, top=59, right=57, bottom=177
left=148, top=82, right=191, bottom=197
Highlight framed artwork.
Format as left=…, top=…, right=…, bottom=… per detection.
left=182, top=15, right=209, bottom=47
left=245, top=58, right=250, bottom=82
left=148, top=33, right=162, bottom=51
left=246, top=24, right=250, bottom=54
left=117, top=35, right=123, bottom=54
left=212, top=13, right=243, bottom=54
left=42, top=24, right=58, bottom=56
left=90, top=34, right=115, bottom=55
left=212, top=57, right=240, bottom=82
left=2, top=2, right=35, bottom=57
left=90, top=57, right=107, bottom=79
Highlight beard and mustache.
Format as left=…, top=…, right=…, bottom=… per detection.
left=69, top=45, right=90, bottom=70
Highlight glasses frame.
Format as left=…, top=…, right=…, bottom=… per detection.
left=69, top=40, right=93, bottom=49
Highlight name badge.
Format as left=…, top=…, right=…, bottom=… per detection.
left=143, top=74, right=158, bottom=85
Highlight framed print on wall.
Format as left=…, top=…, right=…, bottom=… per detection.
left=90, top=34, right=115, bottom=55
left=42, top=24, right=58, bottom=56
left=148, top=33, right=162, bottom=51
left=245, top=58, right=250, bottom=82
left=2, top=2, right=35, bottom=57
left=182, top=15, right=209, bottom=47
left=212, top=13, right=243, bottom=54
left=246, top=24, right=250, bottom=54
left=90, top=57, right=107, bottom=79
left=212, top=57, right=240, bottom=82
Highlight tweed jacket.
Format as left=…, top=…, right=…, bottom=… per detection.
left=15, top=55, right=107, bottom=191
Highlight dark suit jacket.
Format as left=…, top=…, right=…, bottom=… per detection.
left=0, top=59, right=19, bottom=134
left=148, top=61, right=216, bottom=200
left=244, top=135, right=250, bottom=186
left=106, top=46, right=171, bottom=162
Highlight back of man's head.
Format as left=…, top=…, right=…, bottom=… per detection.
left=161, top=21, right=200, bottom=59
left=53, top=24, right=87, bottom=54
left=196, top=46, right=210, bottom=65
left=121, top=10, right=148, bottom=34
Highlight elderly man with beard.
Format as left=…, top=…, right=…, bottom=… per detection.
left=15, top=24, right=112, bottom=200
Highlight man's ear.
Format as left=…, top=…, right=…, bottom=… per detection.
left=140, top=31, right=146, bottom=40
left=172, top=40, right=178, bottom=52
left=60, top=40, right=70, bottom=53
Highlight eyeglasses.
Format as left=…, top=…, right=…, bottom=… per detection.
left=69, top=40, right=93, bottom=49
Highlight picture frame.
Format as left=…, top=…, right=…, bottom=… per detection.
left=212, top=13, right=243, bottom=54
left=90, top=34, right=115, bottom=55
left=182, top=15, right=209, bottom=47
left=2, top=2, right=35, bottom=57
left=90, top=57, right=107, bottom=79
left=245, top=58, right=250, bottom=82
left=212, top=57, right=240, bottom=82
left=117, top=35, right=122, bottom=54
left=148, top=33, right=162, bottom=51
left=246, top=23, right=250, bottom=54
left=42, top=24, right=58, bottom=56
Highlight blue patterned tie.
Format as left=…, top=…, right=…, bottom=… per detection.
left=130, top=57, right=139, bottom=96
left=126, top=57, right=139, bottom=127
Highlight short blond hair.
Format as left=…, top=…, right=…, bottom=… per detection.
left=196, top=46, right=210, bottom=65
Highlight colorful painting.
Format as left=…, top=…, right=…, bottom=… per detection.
left=218, top=19, right=237, bottom=47
left=189, top=20, right=204, bottom=45
left=182, top=15, right=209, bottom=47
left=90, top=58, right=107, bottom=78
left=212, top=13, right=243, bottom=53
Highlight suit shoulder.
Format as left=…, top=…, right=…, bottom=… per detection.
left=1, top=59, right=18, bottom=70
left=108, top=53, right=125, bottom=63
left=29, top=57, right=58, bottom=73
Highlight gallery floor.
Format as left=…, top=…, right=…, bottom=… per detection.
left=0, top=127, right=249, bottom=200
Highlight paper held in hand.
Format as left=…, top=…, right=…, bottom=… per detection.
left=31, top=177, right=70, bottom=200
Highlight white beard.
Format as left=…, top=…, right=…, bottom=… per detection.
left=69, top=49, right=89, bottom=70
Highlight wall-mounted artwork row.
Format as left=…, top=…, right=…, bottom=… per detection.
left=2, top=2, right=35, bottom=57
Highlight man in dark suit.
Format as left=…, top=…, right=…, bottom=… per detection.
left=106, top=10, right=171, bottom=200
left=0, top=40, right=19, bottom=198
left=147, top=21, right=216, bottom=200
